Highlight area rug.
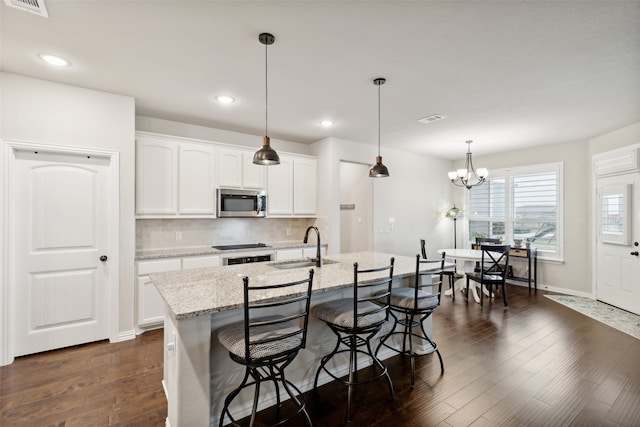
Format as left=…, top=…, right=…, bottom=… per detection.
left=545, top=294, right=640, bottom=340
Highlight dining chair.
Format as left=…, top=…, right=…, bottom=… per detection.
left=472, top=237, right=502, bottom=272
left=466, top=245, right=511, bottom=308
left=420, top=239, right=459, bottom=299
left=312, top=258, right=395, bottom=422
left=376, top=253, right=445, bottom=387
left=217, top=270, right=315, bottom=427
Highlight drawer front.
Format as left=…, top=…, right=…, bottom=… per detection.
left=137, top=258, right=182, bottom=275
left=182, top=255, right=220, bottom=270
left=509, top=249, right=529, bottom=258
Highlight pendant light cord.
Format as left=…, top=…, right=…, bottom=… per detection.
left=377, top=81, right=381, bottom=156
left=264, top=41, right=269, bottom=137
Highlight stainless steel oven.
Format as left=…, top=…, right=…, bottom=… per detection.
left=217, top=188, right=267, bottom=218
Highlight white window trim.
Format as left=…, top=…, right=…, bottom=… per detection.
left=465, top=162, right=564, bottom=262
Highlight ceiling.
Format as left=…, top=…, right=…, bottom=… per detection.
left=2, top=1, right=639, bottom=160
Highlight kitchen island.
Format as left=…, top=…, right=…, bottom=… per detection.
left=151, top=251, right=444, bottom=427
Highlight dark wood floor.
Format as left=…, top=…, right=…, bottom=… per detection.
left=2, top=285, right=640, bottom=426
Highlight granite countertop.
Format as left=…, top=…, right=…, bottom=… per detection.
left=136, top=241, right=326, bottom=260
left=150, top=251, right=436, bottom=320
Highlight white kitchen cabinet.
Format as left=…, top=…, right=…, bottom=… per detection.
left=136, top=132, right=218, bottom=217
left=293, top=157, right=317, bottom=215
left=136, top=258, right=182, bottom=329
left=179, top=142, right=217, bottom=215
left=276, top=248, right=303, bottom=261
left=242, top=151, right=266, bottom=189
left=303, top=246, right=325, bottom=258
left=276, top=246, right=326, bottom=261
left=267, top=154, right=317, bottom=217
left=136, top=135, right=179, bottom=215
left=182, top=255, right=220, bottom=269
left=267, top=155, right=293, bottom=215
left=218, top=147, right=265, bottom=189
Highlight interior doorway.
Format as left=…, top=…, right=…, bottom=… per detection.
left=339, top=161, right=373, bottom=253
left=4, top=142, right=118, bottom=360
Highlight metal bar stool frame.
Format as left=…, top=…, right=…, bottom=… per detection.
left=218, top=270, right=315, bottom=427
left=312, top=258, right=396, bottom=422
left=376, top=253, right=445, bottom=387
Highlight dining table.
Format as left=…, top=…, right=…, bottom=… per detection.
left=438, top=248, right=493, bottom=303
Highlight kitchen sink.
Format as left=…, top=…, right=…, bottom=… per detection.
left=269, top=258, right=338, bottom=269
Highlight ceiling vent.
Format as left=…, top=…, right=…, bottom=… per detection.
left=4, top=0, right=48, bottom=17
left=418, top=114, right=447, bottom=124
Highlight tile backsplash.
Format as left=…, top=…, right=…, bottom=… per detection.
left=136, top=217, right=327, bottom=251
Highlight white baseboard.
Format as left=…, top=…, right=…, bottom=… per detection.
left=508, top=280, right=593, bottom=299
left=113, top=329, right=136, bottom=342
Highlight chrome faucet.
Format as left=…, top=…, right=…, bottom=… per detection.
left=303, top=226, right=322, bottom=267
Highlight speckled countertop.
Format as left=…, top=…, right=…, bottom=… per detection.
left=150, top=251, right=434, bottom=320
left=136, top=241, right=326, bottom=260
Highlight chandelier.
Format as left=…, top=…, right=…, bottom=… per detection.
left=448, top=140, right=488, bottom=189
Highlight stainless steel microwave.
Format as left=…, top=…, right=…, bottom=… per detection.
left=217, top=188, right=267, bottom=218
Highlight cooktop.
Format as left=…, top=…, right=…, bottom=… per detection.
left=212, top=243, right=270, bottom=250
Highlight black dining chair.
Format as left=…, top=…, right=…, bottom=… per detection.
left=312, top=258, right=395, bottom=422
left=420, top=239, right=459, bottom=299
left=472, top=237, right=502, bottom=272
left=217, top=270, right=315, bottom=427
left=466, top=245, right=511, bottom=308
left=376, top=253, right=445, bottom=387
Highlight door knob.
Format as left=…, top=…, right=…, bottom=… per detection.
left=631, top=251, right=639, bottom=257
left=100, top=255, right=108, bottom=262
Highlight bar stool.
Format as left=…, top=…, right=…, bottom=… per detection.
left=312, top=258, right=395, bottom=422
left=217, top=270, right=315, bottom=427
left=376, top=253, right=445, bottom=387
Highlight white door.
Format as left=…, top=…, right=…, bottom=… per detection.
left=12, top=149, right=112, bottom=356
left=596, top=173, right=640, bottom=314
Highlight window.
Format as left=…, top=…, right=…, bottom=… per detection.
left=467, top=163, right=563, bottom=260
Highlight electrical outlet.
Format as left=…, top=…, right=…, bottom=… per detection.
left=285, top=228, right=291, bottom=236
left=175, top=231, right=182, bottom=240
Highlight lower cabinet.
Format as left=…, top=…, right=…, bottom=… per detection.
left=137, top=258, right=182, bottom=329
left=276, top=247, right=326, bottom=261
left=136, top=255, right=221, bottom=330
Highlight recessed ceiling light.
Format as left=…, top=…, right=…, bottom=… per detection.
left=320, top=120, right=334, bottom=127
left=38, top=53, right=71, bottom=67
left=215, top=95, right=235, bottom=104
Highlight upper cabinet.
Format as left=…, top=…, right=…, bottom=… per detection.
left=293, top=157, right=318, bottom=215
left=136, top=134, right=179, bottom=215
left=178, top=142, right=217, bottom=215
left=136, top=131, right=317, bottom=218
left=218, top=147, right=266, bottom=190
left=267, top=154, right=317, bottom=217
left=136, top=132, right=216, bottom=217
left=267, top=156, right=293, bottom=215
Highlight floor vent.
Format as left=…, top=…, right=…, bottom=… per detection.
left=418, top=114, right=447, bottom=124
left=4, top=0, right=48, bottom=17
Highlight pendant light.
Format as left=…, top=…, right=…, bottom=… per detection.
left=369, top=77, right=389, bottom=178
left=253, top=32, right=280, bottom=165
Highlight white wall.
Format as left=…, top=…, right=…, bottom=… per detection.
left=1, top=72, right=136, bottom=340
left=136, top=115, right=312, bottom=156
left=589, top=122, right=640, bottom=155
left=310, top=137, right=453, bottom=258
left=340, top=161, right=373, bottom=252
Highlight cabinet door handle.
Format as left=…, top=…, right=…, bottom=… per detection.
left=631, top=251, right=639, bottom=257
left=100, top=255, right=108, bottom=262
